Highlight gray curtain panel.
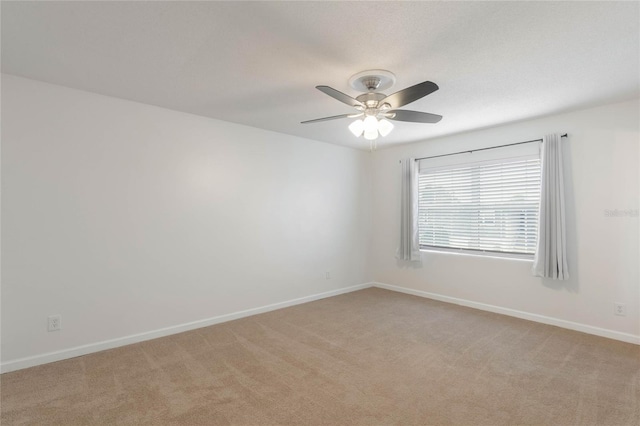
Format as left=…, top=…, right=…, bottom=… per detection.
left=532, top=134, right=569, bottom=279
left=397, top=158, right=421, bottom=261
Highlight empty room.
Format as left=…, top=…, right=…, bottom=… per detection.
left=1, top=1, right=639, bottom=425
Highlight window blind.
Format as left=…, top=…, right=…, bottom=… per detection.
left=418, top=155, right=541, bottom=256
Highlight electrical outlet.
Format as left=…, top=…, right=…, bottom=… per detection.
left=48, top=314, right=62, bottom=331
left=325, top=272, right=331, bottom=280
left=614, top=303, right=626, bottom=316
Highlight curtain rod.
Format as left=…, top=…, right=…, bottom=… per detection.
left=413, top=133, right=568, bottom=162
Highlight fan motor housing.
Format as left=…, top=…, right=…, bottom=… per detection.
left=356, top=92, right=386, bottom=108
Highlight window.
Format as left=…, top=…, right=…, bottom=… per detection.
left=417, top=143, right=541, bottom=258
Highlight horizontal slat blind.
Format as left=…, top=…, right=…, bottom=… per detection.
left=418, top=157, right=541, bottom=255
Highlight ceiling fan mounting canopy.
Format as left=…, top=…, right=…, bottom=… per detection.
left=348, top=69, right=396, bottom=92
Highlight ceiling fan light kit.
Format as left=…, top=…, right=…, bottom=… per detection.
left=349, top=116, right=394, bottom=138
left=302, top=69, right=442, bottom=149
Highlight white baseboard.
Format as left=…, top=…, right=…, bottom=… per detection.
left=0, top=283, right=373, bottom=373
left=373, top=282, right=640, bottom=345
left=4, top=281, right=637, bottom=373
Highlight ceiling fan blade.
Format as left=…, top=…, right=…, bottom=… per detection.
left=387, top=110, right=443, bottom=123
left=316, top=86, right=364, bottom=108
left=380, top=81, right=439, bottom=108
left=301, top=114, right=353, bottom=124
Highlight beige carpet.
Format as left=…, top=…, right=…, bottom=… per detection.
left=2, top=288, right=639, bottom=425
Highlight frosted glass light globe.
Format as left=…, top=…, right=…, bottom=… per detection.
left=378, top=119, right=394, bottom=137
left=363, top=116, right=379, bottom=133
left=363, top=129, right=378, bottom=140
left=348, top=119, right=365, bottom=137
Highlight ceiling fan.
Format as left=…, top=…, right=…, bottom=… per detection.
left=301, top=70, right=442, bottom=148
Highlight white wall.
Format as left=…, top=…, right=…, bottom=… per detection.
left=2, top=75, right=638, bottom=373
left=1, top=75, right=372, bottom=368
left=371, top=99, right=640, bottom=342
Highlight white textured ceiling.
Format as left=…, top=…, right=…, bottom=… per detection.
left=2, top=1, right=639, bottom=149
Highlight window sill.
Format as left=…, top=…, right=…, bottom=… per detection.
left=419, top=247, right=534, bottom=262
